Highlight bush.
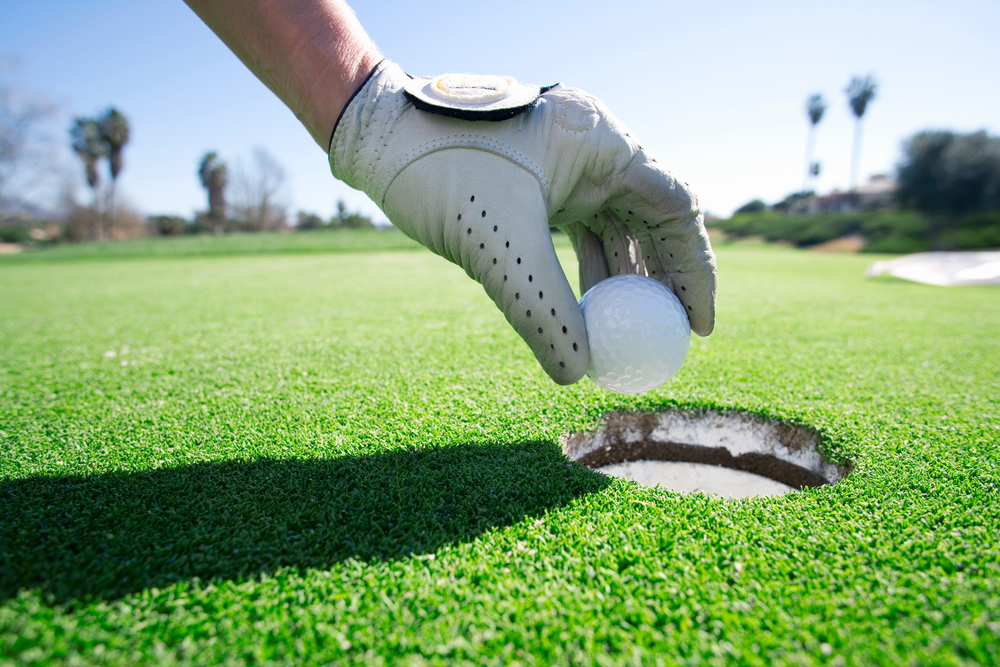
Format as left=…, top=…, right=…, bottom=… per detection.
left=734, top=199, right=767, bottom=215
left=149, top=215, right=188, bottom=236
left=706, top=208, right=999, bottom=253
left=0, top=226, right=32, bottom=243
left=858, top=211, right=929, bottom=253
left=956, top=210, right=1000, bottom=250
left=296, top=212, right=325, bottom=230
left=709, top=211, right=863, bottom=246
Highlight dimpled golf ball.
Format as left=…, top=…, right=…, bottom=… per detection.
left=579, top=274, right=691, bottom=394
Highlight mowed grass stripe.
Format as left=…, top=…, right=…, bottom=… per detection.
left=1, top=238, right=998, bottom=665
left=0, top=228, right=422, bottom=263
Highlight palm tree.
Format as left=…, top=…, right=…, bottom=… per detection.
left=846, top=75, right=877, bottom=189
left=98, top=108, right=130, bottom=237
left=804, top=93, right=826, bottom=191
left=198, top=151, right=228, bottom=235
left=69, top=117, right=105, bottom=239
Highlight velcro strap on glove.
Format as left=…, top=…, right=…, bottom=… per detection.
left=329, top=62, right=550, bottom=209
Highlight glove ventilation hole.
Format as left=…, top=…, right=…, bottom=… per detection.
left=505, top=241, right=510, bottom=248
left=470, top=195, right=475, bottom=202
left=482, top=210, right=486, bottom=217
left=479, top=243, right=484, bottom=249
left=550, top=308, right=555, bottom=316
left=539, top=291, right=543, bottom=299
left=526, top=310, right=531, bottom=317
left=528, top=275, right=533, bottom=282
left=538, top=327, right=543, bottom=334
left=493, top=225, right=498, bottom=232
left=504, top=275, right=508, bottom=281
left=681, top=286, right=686, bottom=291
left=550, top=344, right=555, bottom=351
left=467, top=228, right=472, bottom=235
left=559, top=362, right=566, bottom=368
left=493, top=258, right=497, bottom=265
left=515, top=292, right=519, bottom=299
left=457, top=214, right=462, bottom=221
left=517, top=257, right=521, bottom=264
left=573, top=342, right=578, bottom=351
left=562, top=326, right=567, bottom=334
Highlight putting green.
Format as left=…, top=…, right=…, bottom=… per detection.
left=1, top=233, right=997, bottom=665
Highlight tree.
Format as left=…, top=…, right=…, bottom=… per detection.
left=896, top=130, right=1000, bottom=248
left=803, top=94, right=826, bottom=191
left=846, top=75, right=877, bottom=189
left=69, top=117, right=106, bottom=239
left=230, top=147, right=287, bottom=231
left=733, top=199, right=767, bottom=216
left=0, top=83, right=56, bottom=209
left=198, top=151, right=228, bottom=234
left=98, top=108, right=129, bottom=235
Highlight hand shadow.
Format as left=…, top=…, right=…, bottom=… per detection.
left=0, top=440, right=609, bottom=604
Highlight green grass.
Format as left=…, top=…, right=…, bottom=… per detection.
left=1, top=228, right=421, bottom=263
left=1, top=234, right=998, bottom=665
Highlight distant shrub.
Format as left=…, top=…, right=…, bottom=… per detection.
left=710, top=211, right=862, bottom=246
left=733, top=199, right=767, bottom=215
left=771, top=191, right=814, bottom=215
left=704, top=209, right=997, bottom=253
left=149, top=215, right=188, bottom=236
left=956, top=210, right=1000, bottom=250
left=0, top=226, right=32, bottom=243
left=296, top=212, right=325, bottom=230
left=858, top=211, right=929, bottom=253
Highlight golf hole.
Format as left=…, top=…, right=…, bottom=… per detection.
left=563, top=410, right=852, bottom=499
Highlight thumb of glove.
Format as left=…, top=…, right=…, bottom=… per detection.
left=383, top=148, right=590, bottom=385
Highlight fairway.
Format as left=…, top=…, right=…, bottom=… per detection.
left=1, top=234, right=998, bottom=665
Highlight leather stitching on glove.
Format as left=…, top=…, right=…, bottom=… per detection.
left=376, top=135, right=548, bottom=207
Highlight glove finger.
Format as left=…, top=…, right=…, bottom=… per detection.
left=596, top=210, right=657, bottom=278
left=609, top=155, right=717, bottom=336
left=583, top=211, right=645, bottom=278
left=564, top=221, right=610, bottom=296
left=383, top=149, right=590, bottom=385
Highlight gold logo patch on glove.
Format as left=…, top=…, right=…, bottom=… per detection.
left=404, top=73, right=550, bottom=121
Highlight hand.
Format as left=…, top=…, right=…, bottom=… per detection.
left=330, top=62, right=717, bottom=385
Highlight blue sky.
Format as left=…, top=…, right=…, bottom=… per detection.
left=2, top=0, right=999, bottom=220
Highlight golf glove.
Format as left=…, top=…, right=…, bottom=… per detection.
left=329, top=60, right=717, bottom=385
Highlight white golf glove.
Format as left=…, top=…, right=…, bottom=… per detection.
left=330, top=60, right=717, bottom=385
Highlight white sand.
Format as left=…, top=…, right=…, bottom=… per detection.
left=597, top=460, right=794, bottom=498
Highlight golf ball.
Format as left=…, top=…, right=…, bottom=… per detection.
left=579, top=274, right=691, bottom=394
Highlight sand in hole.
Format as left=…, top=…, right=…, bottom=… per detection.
left=597, top=460, right=794, bottom=498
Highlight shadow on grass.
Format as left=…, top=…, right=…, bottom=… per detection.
left=0, top=441, right=609, bottom=604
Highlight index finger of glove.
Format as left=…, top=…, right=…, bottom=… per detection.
left=611, top=154, right=717, bottom=336
left=383, top=149, right=590, bottom=385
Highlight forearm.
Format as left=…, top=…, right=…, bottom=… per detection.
left=183, top=0, right=381, bottom=148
